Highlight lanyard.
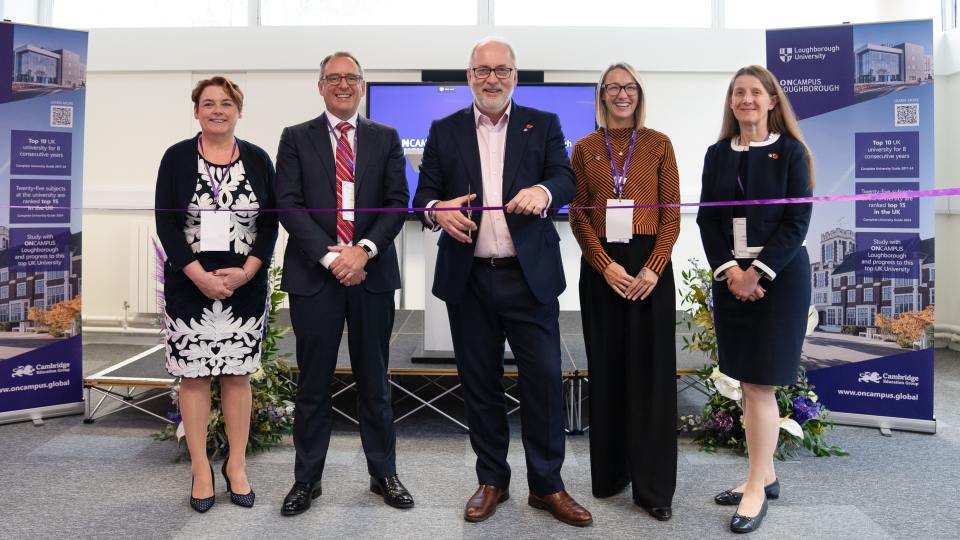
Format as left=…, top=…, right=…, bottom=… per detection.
left=603, top=128, right=638, bottom=200
left=328, top=118, right=357, bottom=175
left=198, top=135, right=238, bottom=200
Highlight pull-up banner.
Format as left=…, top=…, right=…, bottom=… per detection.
left=767, top=20, right=936, bottom=431
left=0, top=22, right=86, bottom=424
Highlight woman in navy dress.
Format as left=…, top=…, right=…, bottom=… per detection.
left=696, top=65, right=813, bottom=533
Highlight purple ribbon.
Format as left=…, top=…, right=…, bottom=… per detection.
left=9, top=186, right=960, bottom=213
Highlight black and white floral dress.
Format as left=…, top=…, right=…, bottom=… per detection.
left=163, top=155, right=267, bottom=378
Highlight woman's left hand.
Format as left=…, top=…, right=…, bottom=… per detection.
left=214, top=267, right=250, bottom=291
left=728, top=267, right=761, bottom=301
left=625, top=267, right=659, bottom=301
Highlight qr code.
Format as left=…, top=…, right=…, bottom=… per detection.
left=50, top=105, right=73, bottom=128
left=894, top=103, right=919, bottom=127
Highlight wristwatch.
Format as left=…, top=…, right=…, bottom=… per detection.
left=359, top=243, right=374, bottom=257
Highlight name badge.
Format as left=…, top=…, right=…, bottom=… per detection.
left=200, top=210, right=231, bottom=252
left=605, top=198, right=633, bottom=243
left=733, top=217, right=762, bottom=258
left=341, top=180, right=355, bottom=222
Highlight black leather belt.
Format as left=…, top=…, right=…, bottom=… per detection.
left=474, top=256, right=518, bottom=268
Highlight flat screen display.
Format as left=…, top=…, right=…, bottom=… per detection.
left=366, top=83, right=596, bottom=215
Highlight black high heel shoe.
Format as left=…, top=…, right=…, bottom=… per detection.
left=714, top=479, right=780, bottom=506
left=190, top=464, right=215, bottom=513
left=222, top=455, right=256, bottom=508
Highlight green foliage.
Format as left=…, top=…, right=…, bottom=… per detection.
left=676, top=259, right=847, bottom=460
left=154, top=265, right=296, bottom=458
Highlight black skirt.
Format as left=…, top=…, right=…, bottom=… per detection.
left=713, top=250, right=810, bottom=386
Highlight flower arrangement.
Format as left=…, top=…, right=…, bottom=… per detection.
left=677, top=260, right=847, bottom=459
left=154, top=265, right=297, bottom=457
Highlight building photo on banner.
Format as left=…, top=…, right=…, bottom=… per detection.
left=1, top=0, right=960, bottom=538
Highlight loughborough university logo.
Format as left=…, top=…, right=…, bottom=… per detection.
left=779, top=47, right=793, bottom=62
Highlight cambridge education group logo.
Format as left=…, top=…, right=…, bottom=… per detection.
left=858, top=371, right=881, bottom=384
left=779, top=47, right=793, bottom=63
left=11, top=365, right=36, bottom=378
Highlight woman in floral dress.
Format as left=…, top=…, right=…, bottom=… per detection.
left=154, top=76, right=278, bottom=512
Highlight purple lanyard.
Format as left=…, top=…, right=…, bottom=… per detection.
left=198, top=135, right=238, bottom=200
left=603, top=128, right=638, bottom=200
left=736, top=132, right=772, bottom=195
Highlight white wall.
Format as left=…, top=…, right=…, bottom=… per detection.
left=78, top=25, right=959, bottom=331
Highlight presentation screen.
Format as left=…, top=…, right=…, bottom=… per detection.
left=366, top=83, right=596, bottom=215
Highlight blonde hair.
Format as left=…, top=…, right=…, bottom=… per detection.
left=718, top=65, right=815, bottom=188
left=595, top=62, right=646, bottom=130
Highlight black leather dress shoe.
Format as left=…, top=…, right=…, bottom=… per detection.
left=370, top=475, right=415, bottom=509
left=714, top=480, right=780, bottom=506
left=643, top=506, right=672, bottom=521
left=730, top=499, right=768, bottom=533
left=281, top=482, right=322, bottom=516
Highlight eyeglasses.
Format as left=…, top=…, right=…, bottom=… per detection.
left=322, top=74, right=363, bottom=86
left=471, top=66, right=514, bottom=79
left=601, top=83, right=640, bottom=96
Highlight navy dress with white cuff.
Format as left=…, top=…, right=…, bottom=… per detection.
left=697, top=134, right=812, bottom=386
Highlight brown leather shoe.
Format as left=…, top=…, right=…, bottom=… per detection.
left=464, top=485, right=509, bottom=522
left=528, top=490, right=593, bottom=527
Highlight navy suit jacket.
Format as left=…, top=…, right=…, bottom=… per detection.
left=696, top=135, right=812, bottom=277
left=276, top=114, right=408, bottom=296
left=413, top=103, right=576, bottom=304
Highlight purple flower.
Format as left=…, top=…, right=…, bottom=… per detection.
left=791, top=397, right=821, bottom=424
left=710, top=409, right=734, bottom=433
left=165, top=410, right=181, bottom=424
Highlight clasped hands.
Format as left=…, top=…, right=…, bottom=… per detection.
left=602, top=262, right=659, bottom=301
left=433, top=186, right=549, bottom=243
left=328, top=245, right=368, bottom=286
left=193, top=267, right=250, bottom=301
left=725, top=266, right=765, bottom=302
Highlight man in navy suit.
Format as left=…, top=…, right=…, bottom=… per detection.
left=413, top=38, right=592, bottom=527
left=276, top=51, right=413, bottom=516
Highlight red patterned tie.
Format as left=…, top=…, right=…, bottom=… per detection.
left=335, top=121, right=355, bottom=245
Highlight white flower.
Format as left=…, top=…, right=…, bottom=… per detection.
left=808, top=391, right=818, bottom=402
left=175, top=421, right=186, bottom=440
left=779, top=417, right=804, bottom=439
left=713, top=371, right=742, bottom=401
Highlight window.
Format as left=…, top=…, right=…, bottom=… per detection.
left=832, top=291, right=842, bottom=304
left=847, top=290, right=856, bottom=303
left=0, top=304, right=7, bottom=323
left=16, top=283, right=26, bottom=297
left=0, top=269, right=6, bottom=281
left=894, top=278, right=915, bottom=287
left=53, top=0, right=248, bottom=28
left=15, top=272, right=25, bottom=278
left=832, top=276, right=841, bottom=288
left=863, top=276, right=873, bottom=284
left=894, top=294, right=915, bottom=315
left=846, top=307, right=857, bottom=325
left=726, top=0, right=941, bottom=30
left=35, top=279, right=45, bottom=294
left=815, top=272, right=827, bottom=288
left=494, top=0, right=710, bottom=27
left=10, top=302, right=24, bottom=322
left=262, top=0, right=476, bottom=26
left=881, top=306, right=893, bottom=318
left=846, top=276, right=856, bottom=286
left=824, top=243, right=835, bottom=264
left=47, top=285, right=65, bottom=306
left=857, top=306, right=874, bottom=327
left=34, top=299, right=45, bottom=310
left=0, top=287, right=8, bottom=300
left=930, top=268, right=936, bottom=281
left=882, top=286, right=892, bottom=301
left=864, top=288, right=874, bottom=302
left=45, top=271, right=66, bottom=280
left=930, top=288, right=935, bottom=304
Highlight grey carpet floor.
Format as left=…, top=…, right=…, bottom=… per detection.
left=1, top=340, right=958, bottom=538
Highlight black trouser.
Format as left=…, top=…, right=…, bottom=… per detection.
left=579, top=235, right=677, bottom=507
left=290, top=285, right=397, bottom=484
left=446, top=261, right=566, bottom=496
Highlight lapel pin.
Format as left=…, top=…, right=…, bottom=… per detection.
left=523, top=122, right=534, bottom=132
left=769, top=153, right=779, bottom=159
